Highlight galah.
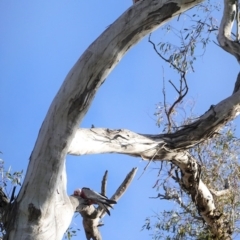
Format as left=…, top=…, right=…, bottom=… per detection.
left=73, top=187, right=117, bottom=215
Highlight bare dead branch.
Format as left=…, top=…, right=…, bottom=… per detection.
left=100, top=168, right=138, bottom=219
left=110, top=167, right=138, bottom=202
left=101, top=171, right=108, bottom=196
left=73, top=168, right=137, bottom=239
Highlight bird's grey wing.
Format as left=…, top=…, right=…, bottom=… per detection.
left=82, top=187, right=116, bottom=214
left=82, top=187, right=107, bottom=199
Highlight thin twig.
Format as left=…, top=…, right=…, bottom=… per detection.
left=158, top=161, right=164, bottom=177
left=169, top=80, right=180, bottom=94
left=148, top=34, right=184, bottom=74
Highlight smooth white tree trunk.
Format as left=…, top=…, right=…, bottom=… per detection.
left=5, top=0, right=239, bottom=239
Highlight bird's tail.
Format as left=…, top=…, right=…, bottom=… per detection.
left=98, top=199, right=117, bottom=215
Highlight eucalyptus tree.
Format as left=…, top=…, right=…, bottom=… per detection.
left=1, top=0, right=240, bottom=239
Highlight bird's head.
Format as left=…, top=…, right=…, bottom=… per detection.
left=73, top=189, right=82, bottom=197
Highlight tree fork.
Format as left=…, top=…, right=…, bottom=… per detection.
left=7, top=0, right=240, bottom=238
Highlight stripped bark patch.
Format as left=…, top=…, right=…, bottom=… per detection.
left=28, top=203, right=41, bottom=222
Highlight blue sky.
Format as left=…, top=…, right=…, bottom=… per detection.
left=0, top=1, right=239, bottom=239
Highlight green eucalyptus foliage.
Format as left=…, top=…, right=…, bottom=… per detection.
left=143, top=123, right=240, bottom=239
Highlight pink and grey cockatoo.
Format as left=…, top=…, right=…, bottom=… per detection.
left=73, top=188, right=117, bottom=215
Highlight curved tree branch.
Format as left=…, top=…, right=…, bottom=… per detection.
left=8, top=1, right=206, bottom=239
left=69, top=98, right=240, bottom=159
